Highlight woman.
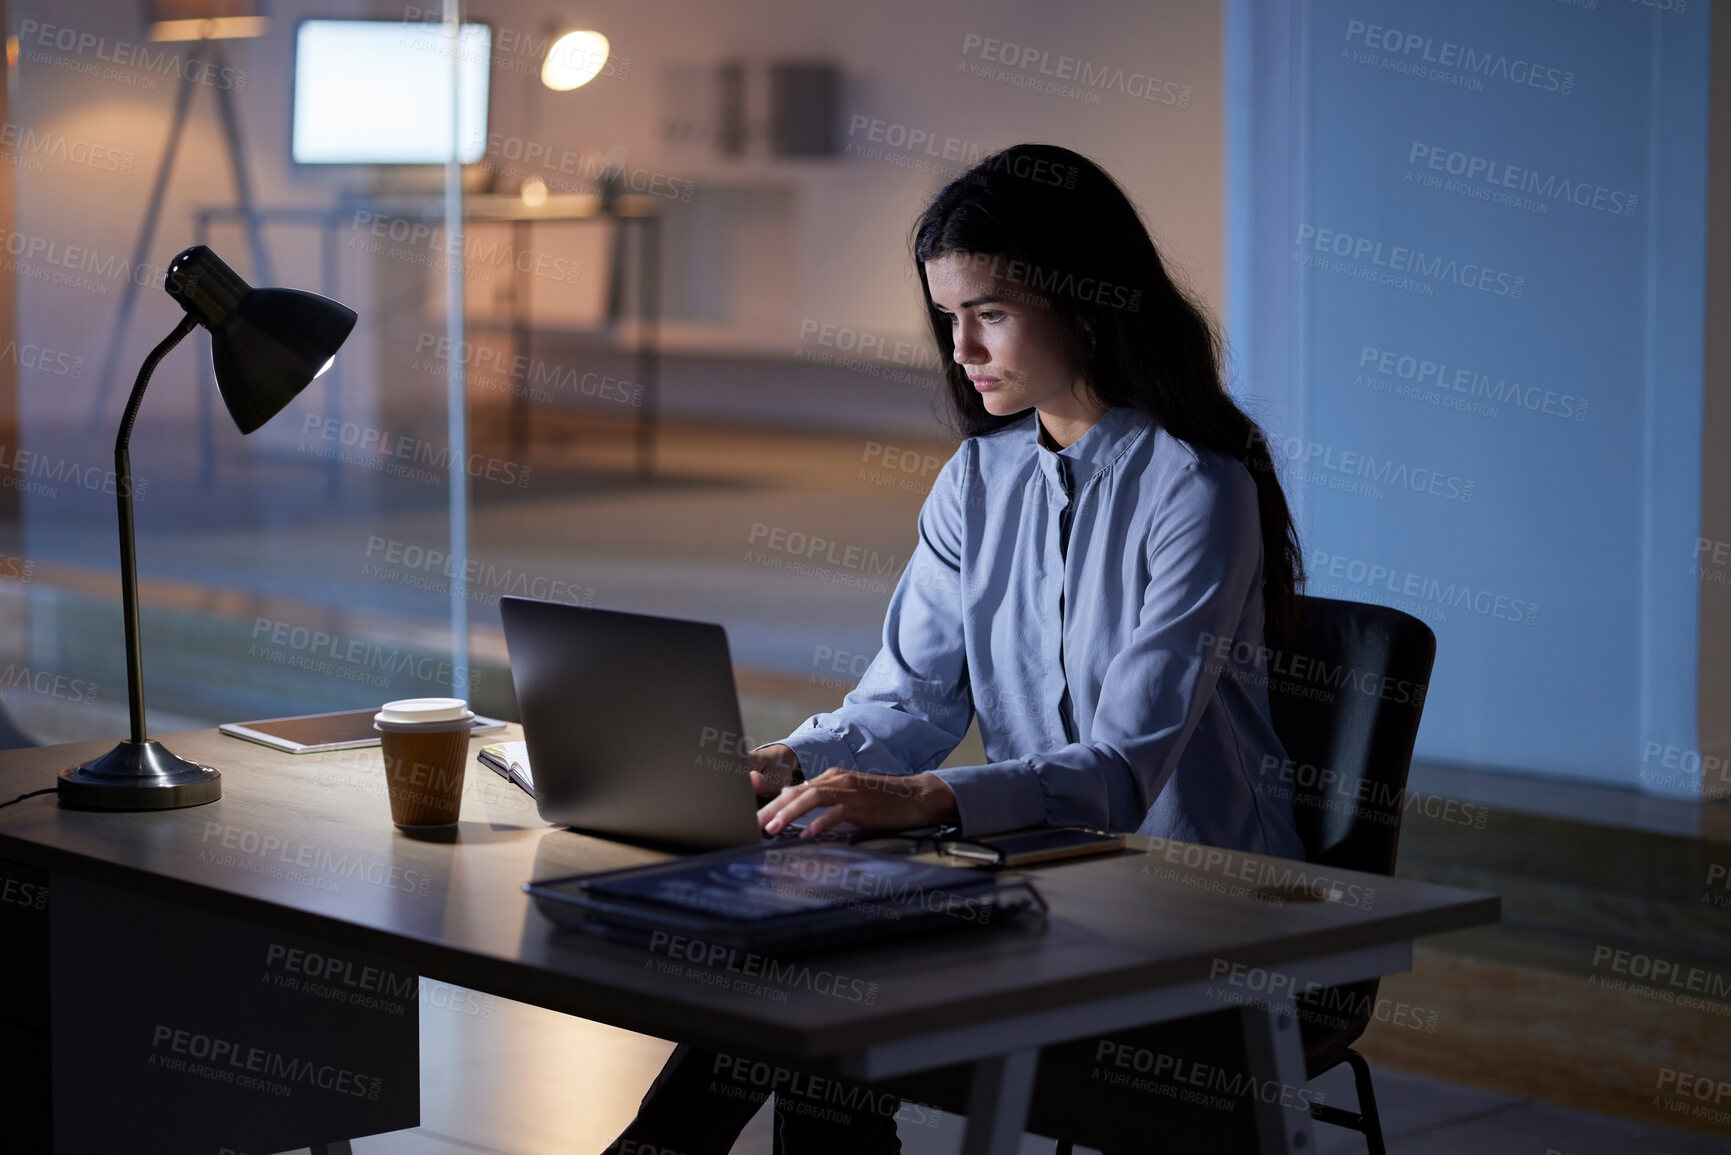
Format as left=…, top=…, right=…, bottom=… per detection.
left=754, top=143, right=1303, bottom=854
left=607, top=143, right=1305, bottom=1154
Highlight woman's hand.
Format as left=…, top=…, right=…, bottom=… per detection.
left=748, top=743, right=802, bottom=797
left=758, top=768, right=959, bottom=838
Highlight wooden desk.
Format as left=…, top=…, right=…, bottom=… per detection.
left=0, top=727, right=1498, bottom=1154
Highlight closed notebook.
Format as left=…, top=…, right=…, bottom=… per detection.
left=478, top=741, right=534, bottom=796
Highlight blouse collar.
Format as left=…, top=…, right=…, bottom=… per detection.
left=1030, top=405, right=1150, bottom=489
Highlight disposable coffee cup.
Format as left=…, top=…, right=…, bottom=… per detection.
left=374, top=698, right=477, bottom=827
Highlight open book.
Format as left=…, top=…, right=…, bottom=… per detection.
left=477, top=741, right=534, bottom=797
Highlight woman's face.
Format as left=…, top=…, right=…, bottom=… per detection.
left=924, top=251, right=1088, bottom=420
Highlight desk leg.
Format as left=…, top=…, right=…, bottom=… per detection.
left=310, top=1143, right=353, bottom=1155
left=1237, top=997, right=1316, bottom=1155
left=959, top=1047, right=1037, bottom=1155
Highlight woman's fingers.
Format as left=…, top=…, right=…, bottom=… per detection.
left=757, top=774, right=833, bottom=833
left=756, top=769, right=954, bottom=836
left=758, top=767, right=866, bottom=834
left=789, top=776, right=867, bottom=838
left=798, top=801, right=848, bottom=838
left=761, top=785, right=828, bottom=833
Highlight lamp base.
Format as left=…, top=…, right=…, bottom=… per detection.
left=58, top=740, right=222, bottom=810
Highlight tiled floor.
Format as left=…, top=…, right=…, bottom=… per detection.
left=268, top=980, right=1731, bottom=1155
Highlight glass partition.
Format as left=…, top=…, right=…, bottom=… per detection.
left=3, top=0, right=474, bottom=742
left=7, top=0, right=1715, bottom=797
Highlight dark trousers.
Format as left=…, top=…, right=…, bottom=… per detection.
left=605, top=1043, right=903, bottom=1155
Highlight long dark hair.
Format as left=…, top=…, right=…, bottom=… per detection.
left=911, top=143, right=1303, bottom=638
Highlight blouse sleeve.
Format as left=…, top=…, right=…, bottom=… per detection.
left=776, top=445, right=975, bottom=779
left=931, top=456, right=1263, bottom=835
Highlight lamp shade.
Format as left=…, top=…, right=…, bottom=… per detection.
left=147, top=0, right=265, bottom=15
left=146, top=0, right=269, bottom=41
left=165, top=245, right=356, bottom=434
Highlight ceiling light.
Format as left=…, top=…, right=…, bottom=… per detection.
left=542, top=30, right=609, bottom=92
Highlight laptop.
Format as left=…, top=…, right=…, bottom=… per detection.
left=500, top=597, right=841, bottom=850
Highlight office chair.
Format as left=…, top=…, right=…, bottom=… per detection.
left=1268, top=595, right=1436, bottom=1154
left=1053, top=595, right=1436, bottom=1155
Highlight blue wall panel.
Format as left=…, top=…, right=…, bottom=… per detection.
left=1231, top=0, right=1707, bottom=787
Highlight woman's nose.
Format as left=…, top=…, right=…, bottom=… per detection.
left=953, top=328, right=985, bottom=363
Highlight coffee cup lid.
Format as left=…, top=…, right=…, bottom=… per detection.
left=375, top=697, right=473, bottom=726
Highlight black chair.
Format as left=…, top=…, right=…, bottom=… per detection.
left=1051, top=595, right=1436, bottom=1155
left=878, top=595, right=1436, bottom=1153
left=1271, top=595, right=1436, bottom=1154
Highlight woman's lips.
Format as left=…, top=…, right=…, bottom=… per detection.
left=969, top=376, right=1003, bottom=392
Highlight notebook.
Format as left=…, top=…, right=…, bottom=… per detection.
left=478, top=741, right=534, bottom=796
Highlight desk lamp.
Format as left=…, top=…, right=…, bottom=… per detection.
left=57, top=246, right=357, bottom=809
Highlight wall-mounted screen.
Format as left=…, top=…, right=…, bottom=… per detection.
left=293, top=20, right=491, bottom=165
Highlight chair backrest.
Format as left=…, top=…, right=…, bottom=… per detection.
left=1265, top=595, right=1437, bottom=876
left=1265, top=596, right=1436, bottom=1064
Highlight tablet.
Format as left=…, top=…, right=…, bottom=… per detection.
left=219, top=709, right=507, bottom=754
left=526, top=842, right=1047, bottom=954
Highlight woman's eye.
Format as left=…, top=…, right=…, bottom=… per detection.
left=979, top=310, right=1004, bottom=322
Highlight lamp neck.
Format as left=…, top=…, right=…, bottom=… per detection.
left=115, top=314, right=199, bottom=745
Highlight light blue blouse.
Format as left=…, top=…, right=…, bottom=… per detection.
left=779, top=405, right=1305, bottom=857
